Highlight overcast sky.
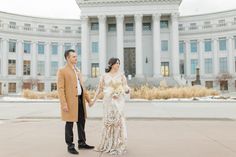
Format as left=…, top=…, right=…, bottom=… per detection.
left=0, top=0, right=236, bottom=19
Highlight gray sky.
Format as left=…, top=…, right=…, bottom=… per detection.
left=0, top=0, right=236, bottom=19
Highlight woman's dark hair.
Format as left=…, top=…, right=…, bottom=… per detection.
left=105, top=58, right=120, bottom=73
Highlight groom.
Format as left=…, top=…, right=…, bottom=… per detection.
left=57, top=49, right=94, bottom=154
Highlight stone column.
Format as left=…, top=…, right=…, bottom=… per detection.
left=2, top=39, right=8, bottom=77
left=152, top=13, right=161, bottom=77
left=32, top=42, right=37, bottom=77
left=199, top=40, right=204, bottom=75
left=135, top=14, right=143, bottom=77
left=171, top=13, right=180, bottom=76
left=45, top=42, right=50, bottom=77
left=81, top=16, right=89, bottom=78
left=99, top=15, right=107, bottom=75
left=116, top=15, right=124, bottom=72
left=228, top=37, right=234, bottom=74
left=185, top=41, right=191, bottom=76
left=213, top=38, right=219, bottom=76
left=17, top=40, right=23, bottom=77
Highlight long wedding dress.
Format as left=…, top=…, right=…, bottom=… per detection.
left=94, top=72, right=129, bottom=155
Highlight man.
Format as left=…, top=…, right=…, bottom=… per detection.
left=57, top=49, right=94, bottom=155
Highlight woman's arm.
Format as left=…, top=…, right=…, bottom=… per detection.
left=121, top=74, right=130, bottom=94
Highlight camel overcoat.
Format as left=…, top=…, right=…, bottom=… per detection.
left=57, top=64, right=90, bottom=122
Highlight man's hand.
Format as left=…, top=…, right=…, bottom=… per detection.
left=62, top=104, right=69, bottom=112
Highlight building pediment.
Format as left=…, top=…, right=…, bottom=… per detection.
left=76, top=0, right=182, bottom=7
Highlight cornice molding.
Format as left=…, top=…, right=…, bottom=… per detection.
left=76, top=0, right=182, bottom=7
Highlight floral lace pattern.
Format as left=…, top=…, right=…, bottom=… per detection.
left=95, top=72, right=128, bottom=155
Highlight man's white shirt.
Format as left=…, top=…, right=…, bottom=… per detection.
left=73, top=66, right=82, bottom=96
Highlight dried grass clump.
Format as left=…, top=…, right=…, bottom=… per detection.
left=130, top=85, right=219, bottom=100
left=22, top=89, right=58, bottom=99
left=22, top=85, right=219, bottom=100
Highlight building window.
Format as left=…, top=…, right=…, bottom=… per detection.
left=161, top=40, right=168, bottom=51
left=65, top=26, right=71, bottom=33
left=143, top=23, right=151, bottom=31
left=51, top=43, right=58, bottom=55
left=51, top=61, right=58, bottom=76
left=125, top=23, right=134, bottom=31
left=52, top=26, right=59, bottom=32
left=24, top=41, right=31, bottom=54
left=37, top=83, right=44, bottom=92
left=190, top=40, right=198, bottom=53
left=160, top=20, right=168, bottom=29
left=178, top=24, right=184, bottom=31
left=9, top=21, right=16, bottom=29
left=204, top=39, right=212, bottom=52
left=218, top=19, right=226, bottom=27
left=64, top=43, right=71, bottom=52
left=203, top=21, right=212, bottom=29
left=91, top=63, right=99, bottom=78
left=91, top=22, right=99, bottom=30
left=9, top=40, right=16, bottom=52
left=38, top=42, right=45, bottom=54
left=189, top=23, right=197, bottom=30
left=23, top=60, right=31, bottom=75
left=51, top=83, right=57, bottom=91
left=8, top=60, right=16, bottom=75
left=92, top=42, right=99, bottom=53
left=37, top=61, right=45, bottom=76
left=38, top=25, right=45, bottom=32
left=24, top=23, right=31, bottom=31
left=76, top=43, right=81, bottom=70
left=220, top=81, right=228, bottom=91
left=219, top=37, right=227, bottom=51
left=204, top=58, right=213, bottom=74
left=179, top=41, right=185, bottom=54
left=219, top=57, right=228, bottom=73
left=77, top=43, right=81, bottom=55
left=8, top=83, right=16, bottom=93
left=191, top=59, right=198, bottom=74
left=108, top=24, right=116, bottom=32
left=205, top=81, right=213, bottom=89
left=77, top=27, right=81, bottom=33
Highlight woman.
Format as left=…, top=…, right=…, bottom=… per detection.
left=92, top=57, right=130, bottom=155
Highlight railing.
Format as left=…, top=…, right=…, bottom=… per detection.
left=0, top=23, right=80, bottom=36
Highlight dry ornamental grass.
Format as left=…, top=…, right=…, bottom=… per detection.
left=22, top=85, right=219, bottom=100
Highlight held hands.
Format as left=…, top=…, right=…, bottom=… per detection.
left=88, top=100, right=95, bottom=107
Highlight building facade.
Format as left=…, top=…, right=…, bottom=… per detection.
left=0, top=0, right=236, bottom=94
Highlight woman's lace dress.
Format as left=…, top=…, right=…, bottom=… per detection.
left=94, top=72, right=129, bottom=155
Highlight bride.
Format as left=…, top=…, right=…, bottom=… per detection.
left=91, top=57, right=130, bottom=155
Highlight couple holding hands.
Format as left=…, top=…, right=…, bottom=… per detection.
left=57, top=49, right=130, bottom=155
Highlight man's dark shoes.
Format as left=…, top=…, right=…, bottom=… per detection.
left=68, top=147, right=79, bottom=154
left=78, top=143, right=94, bottom=149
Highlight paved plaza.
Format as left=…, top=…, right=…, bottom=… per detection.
left=1, top=99, right=236, bottom=157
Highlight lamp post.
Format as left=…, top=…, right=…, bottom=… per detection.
left=195, top=65, right=201, bottom=85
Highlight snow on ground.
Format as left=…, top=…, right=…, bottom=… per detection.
left=0, top=95, right=235, bottom=102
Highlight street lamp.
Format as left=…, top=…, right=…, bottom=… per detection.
left=195, top=65, right=201, bottom=85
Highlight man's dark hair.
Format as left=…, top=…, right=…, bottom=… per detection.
left=64, top=49, right=75, bottom=60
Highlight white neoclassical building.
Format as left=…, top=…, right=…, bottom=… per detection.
left=0, top=0, right=236, bottom=95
